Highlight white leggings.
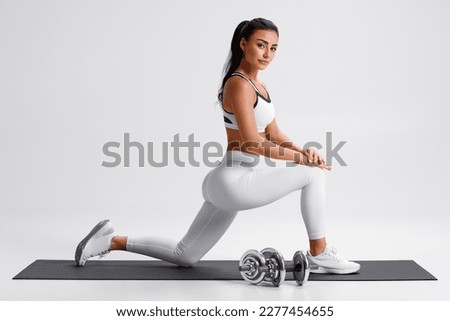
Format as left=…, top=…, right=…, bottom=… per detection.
left=126, top=151, right=327, bottom=267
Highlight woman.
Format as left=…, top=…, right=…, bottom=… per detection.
left=75, top=18, right=360, bottom=274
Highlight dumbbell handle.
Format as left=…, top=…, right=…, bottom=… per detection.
left=285, top=262, right=300, bottom=272
left=239, top=262, right=299, bottom=273
left=239, top=265, right=270, bottom=272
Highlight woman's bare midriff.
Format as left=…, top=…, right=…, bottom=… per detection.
left=225, top=128, right=266, bottom=154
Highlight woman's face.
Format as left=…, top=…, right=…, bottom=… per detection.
left=240, top=29, right=278, bottom=70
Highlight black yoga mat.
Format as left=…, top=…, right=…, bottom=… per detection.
left=13, top=259, right=437, bottom=281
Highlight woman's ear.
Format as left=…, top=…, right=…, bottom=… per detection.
left=240, top=38, right=247, bottom=51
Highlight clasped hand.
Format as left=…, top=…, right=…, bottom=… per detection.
left=303, top=148, right=332, bottom=171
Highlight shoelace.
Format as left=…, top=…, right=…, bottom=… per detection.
left=326, top=246, right=344, bottom=262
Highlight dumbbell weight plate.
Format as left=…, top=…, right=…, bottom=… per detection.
left=238, top=249, right=267, bottom=284
left=292, top=250, right=310, bottom=286
left=260, top=247, right=286, bottom=287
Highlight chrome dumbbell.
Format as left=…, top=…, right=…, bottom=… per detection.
left=238, top=247, right=310, bottom=287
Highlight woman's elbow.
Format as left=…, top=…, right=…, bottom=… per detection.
left=265, top=129, right=281, bottom=142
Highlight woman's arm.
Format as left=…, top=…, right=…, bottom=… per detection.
left=264, top=119, right=303, bottom=152
left=224, top=78, right=313, bottom=166
left=265, top=119, right=328, bottom=167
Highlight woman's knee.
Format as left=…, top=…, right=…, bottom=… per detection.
left=173, top=250, right=202, bottom=267
left=307, top=166, right=326, bottom=184
left=176, top=257, right=199, bottom=267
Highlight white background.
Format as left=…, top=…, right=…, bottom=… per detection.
left=1, top=0, right=449, bottom=300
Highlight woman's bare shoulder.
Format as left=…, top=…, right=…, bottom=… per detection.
left=223, top=76, right=256, bottom=105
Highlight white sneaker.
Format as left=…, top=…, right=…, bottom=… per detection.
left=306, top=244, right=360, bottom=274
left=75, top=220, right=117, bottom=266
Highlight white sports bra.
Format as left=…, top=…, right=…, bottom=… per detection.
left=222, top=72, right=275, bottom=132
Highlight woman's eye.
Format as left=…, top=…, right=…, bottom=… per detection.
left=258, top=43, right=265, bottom=48
left=271, top=47, right=277, bottom=52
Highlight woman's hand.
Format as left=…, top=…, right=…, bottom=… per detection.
left=304, top=148, right=332, bottom=171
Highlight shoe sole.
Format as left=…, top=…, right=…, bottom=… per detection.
left=75, top=220, right=111, bottom=266
left=310, top=265, right=360, bottom=274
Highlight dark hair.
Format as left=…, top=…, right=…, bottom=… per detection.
left=217, top=18, right=279, bottom=103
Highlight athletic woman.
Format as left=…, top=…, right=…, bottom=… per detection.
left=75, top=18, right=360, bottom=274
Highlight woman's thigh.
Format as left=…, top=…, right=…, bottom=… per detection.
left=205, top=163, right=325, bottom=211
